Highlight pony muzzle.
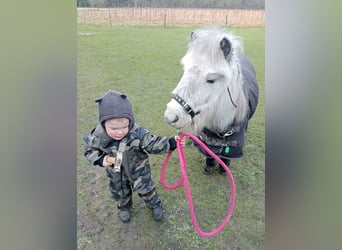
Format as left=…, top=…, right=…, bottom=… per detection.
left=164, top=102, right=189, bottom=129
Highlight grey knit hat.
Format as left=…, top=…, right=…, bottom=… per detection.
left=95, top=90, right=135, bottom=130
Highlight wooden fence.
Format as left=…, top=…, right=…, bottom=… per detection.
left=77, top=8, right=264, bottom=27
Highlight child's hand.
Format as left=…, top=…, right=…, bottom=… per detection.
left=175, top=135, right=186, bottom=147
left=103, top=155, right=116, bottom=168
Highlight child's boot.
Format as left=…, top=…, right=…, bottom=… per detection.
left=152, top=205, right=164, bottom=221
left=117, top=198, right=132, bottom=223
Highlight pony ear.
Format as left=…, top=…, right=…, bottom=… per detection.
left=220, top=37, right=231, bottom=59
left=190, top=31, right=197, bottom=42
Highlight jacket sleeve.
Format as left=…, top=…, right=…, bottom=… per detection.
left=138, top=127, right=177, bottom=154
left=82, top=132, right=105, bottom=167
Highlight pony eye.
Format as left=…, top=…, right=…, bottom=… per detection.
left=206, top=73, right=223, bottom=84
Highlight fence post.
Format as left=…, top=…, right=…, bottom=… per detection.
left=108, top=10, right=112, bottom=26
left=164, top=12, right=167, bottom=28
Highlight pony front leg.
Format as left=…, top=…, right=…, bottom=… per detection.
left=202, top=156, right=230, bottom=175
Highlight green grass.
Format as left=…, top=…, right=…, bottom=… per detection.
left=78, top=24, right=264, bottom=249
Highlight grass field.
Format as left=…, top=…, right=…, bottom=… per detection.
left=77, top=24, right=264, bottom=249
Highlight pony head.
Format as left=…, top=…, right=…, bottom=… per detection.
left=164, top=27, right=249, bottom=134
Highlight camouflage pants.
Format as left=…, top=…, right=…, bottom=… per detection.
left=105, top=163, right=161, bottom=209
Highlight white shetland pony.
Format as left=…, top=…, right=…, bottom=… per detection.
left=164, top=27, right=259, bottom=174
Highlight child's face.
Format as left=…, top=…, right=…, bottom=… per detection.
left=104, top=118, right=129, bottom=140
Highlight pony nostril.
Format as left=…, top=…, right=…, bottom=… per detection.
left=172, top=115, right=179, bottom=123
left=166, top=115, right=179, bottom=124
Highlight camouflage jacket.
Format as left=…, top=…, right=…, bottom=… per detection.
left=83, top=123, right=176, bottom=169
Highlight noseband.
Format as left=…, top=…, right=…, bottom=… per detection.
left=173, top=94, right=200, bottom=118
left=173, top=85, right=237, bottom=119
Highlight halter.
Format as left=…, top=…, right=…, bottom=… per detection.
left=226, top=86, right=237, bottom=108
left=173, top=86, right=237, bottom=119
left=172, top=94, right=200, bottom=118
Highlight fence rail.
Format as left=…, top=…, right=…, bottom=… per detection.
left=77, top=8, right=264, bottom=27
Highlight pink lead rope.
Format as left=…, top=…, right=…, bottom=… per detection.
left=160, top=132, right=236, bottom=237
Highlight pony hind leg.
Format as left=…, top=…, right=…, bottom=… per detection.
left=218, top=158, right=231, bottom=176
left=202, top=157, right=216, bottom=175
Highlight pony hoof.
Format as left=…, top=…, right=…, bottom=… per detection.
left=218, top=166, right=228, bottom=175
left=202, top=164, right=215, bottom=175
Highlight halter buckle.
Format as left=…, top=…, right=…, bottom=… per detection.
left=223, top=130, right=234, bottom=137
left=183, top=103, right=192, bottom=114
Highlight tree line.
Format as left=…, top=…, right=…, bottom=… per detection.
left=77, top=0, right=264, bottom=9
